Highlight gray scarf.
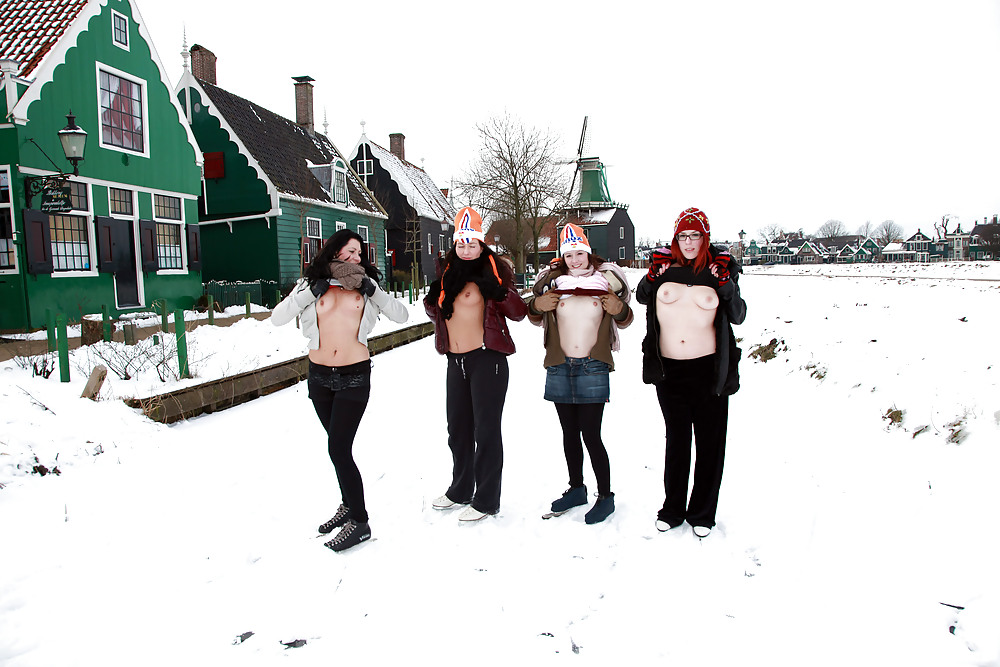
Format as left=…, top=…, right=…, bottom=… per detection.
left=328, top=260, right=366, bottom=290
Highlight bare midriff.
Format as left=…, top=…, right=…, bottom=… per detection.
left=655, top=282, right=718, bottom=359
left=446, top=282, right=486, bottom=353
left=308, top=285, right=370, bottom=366
left=555, top=295, right=602, bottom=358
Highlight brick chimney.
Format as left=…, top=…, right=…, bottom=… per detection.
left=190, top=44, right=217, bottom=85
left=389, top=133, right=405, bottom=161
left=293, top=76, right=315, bottom=134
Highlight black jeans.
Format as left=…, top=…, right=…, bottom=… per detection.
left=308, top=360, right=372, bottom=524
left=554, top=403, right=611, bottom=497
left=654, top=356, right=729, bottom=528
left=444, top=348, right=509, bottom=514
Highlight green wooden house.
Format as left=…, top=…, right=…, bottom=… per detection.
left=175, top=45, right=387, bottom=293
left=1, top=0, right=204, bottom=332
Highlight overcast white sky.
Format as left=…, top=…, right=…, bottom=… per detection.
left=141, top=0, right=1000, bottom=244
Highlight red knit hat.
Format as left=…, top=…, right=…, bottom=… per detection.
left=673, top=207, right=710, bottom=238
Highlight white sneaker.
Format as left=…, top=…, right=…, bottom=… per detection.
left=692, top=525, right=712, bottom=538
left=432, top=494, right=462, bottom=510
left=458, top=506, right=490, bottom=522
left=655, top=520, right=673, bottom=532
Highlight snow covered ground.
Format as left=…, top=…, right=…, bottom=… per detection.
left=1, top=264, right=999, bottom=666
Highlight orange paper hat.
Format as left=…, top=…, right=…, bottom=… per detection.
left=453, top=207, right=485, bottom=244
left=560, top=223, right=591, bottom=256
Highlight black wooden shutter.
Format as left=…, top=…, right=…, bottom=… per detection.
left=22, top=209, right=53, bottom=275
left=139, top=219, right=158, bottom=272
left=186, top=224, right=202, bottom=272
left=95, top=216, right=116, bottom=273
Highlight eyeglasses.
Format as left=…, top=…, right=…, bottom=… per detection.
left=677, top=232, right=703, bottom=242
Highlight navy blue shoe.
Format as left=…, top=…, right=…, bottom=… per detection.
left=585, top=493, right=615, bottom=524
left=551, top=485, right=588, bottom=513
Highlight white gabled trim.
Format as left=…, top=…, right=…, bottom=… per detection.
left=174, top=70, right=280, bottom=215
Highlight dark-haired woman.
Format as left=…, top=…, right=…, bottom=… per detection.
left=636, top=208, right=746, bottom=539
left=526, top=223, right=632, bottom=524
left=271, top=229, right=408, bottom=552
left=424, top=207, right=528, bottom=522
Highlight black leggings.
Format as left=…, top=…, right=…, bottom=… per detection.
left=554, top=403, right=611, bottom=497
left=308, top=361, right=372, bottom=524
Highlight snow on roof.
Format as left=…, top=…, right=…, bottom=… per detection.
left=0, top=0, right=89, bottom=78
left=577, top=208, right=617, bottom=224
left=355, top=137, right=454, bottom=223
left=882, top=242, right=905, bottom=253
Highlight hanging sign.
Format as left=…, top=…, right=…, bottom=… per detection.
left=40, top=183, right=72, bottom=213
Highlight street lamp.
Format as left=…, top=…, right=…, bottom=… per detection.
left=494, top=234, right=501, bottom=253
left=24, top=110, right=88, bottom=209
left=738, top=229, right=746, bottom=263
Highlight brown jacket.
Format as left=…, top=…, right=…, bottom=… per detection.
left=525, top=262, right=633, bottom=370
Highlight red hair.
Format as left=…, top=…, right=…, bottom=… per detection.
left=670, top=234, right=711, bottom=275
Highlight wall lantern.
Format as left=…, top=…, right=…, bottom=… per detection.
left=24, top=110, right=87, bottom=209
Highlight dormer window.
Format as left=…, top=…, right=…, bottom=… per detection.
left=112, top=10, right=129, bottom=50
left=334, top=160, right=348, bottom=205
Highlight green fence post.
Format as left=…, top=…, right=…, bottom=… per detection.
left=56, top=313, right=70, bottom=383
left=175, top=309, right=190, bottom=379
left=158, top=299, right=169, bottom=333
left=101, top=305, right=112, bottom=342
left=207, top=295, right=215, bottom=326
left=46, top=309, right=56, bottom=352
left=245, top=292, right=251, bottom=318
left=275, top=288, right=282, bottom=309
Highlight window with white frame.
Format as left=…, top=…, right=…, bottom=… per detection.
left=357, top=159, right=374, bottom=187
left=49, top=182, right=91, bottom=272
left=154, top=194, right=183, bottom=270
left=305, top=217, right=322, bottom=264
left=439, top=234, right=446, bottom=255
left=336, top=221, right=346, bottom=231
left=333, top=161, right=348, bottom=205
left=0, top=169, right=13, bottom=270
left=357, top=226, right=369, bottom=243
left=619, top=246, right=625, bottom=260
left=109, top=187, right=133, bottom=216
left=428, top=232, right=433, bottom=255
left=111, top=10, right=129, bottom=50
left=619, top=227, right=625, bottom=240
left=51, top=214, right=91, bottom=271
left=99, top=67, right=145, bottom=153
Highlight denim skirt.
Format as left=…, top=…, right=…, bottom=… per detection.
left=544, top=357, right=610, bottom=404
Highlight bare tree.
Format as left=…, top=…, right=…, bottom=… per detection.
left=978, top=223, right=1000, bottom=259
left=857, top=220, right=874, bottom=238
left=458, top=115, right=568, bottom=272
left=816, top=219, right=847, bottom=238
left=934, top=214, right=956, bottom=240
left=874, top=219, right=903, bottom=246
left=758, top=223, right=785, bottom=244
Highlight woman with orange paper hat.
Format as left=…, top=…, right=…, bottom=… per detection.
left=525, top=222, right=633, bottom=524
left=636, top=207, right=746, bottom=539
left=424, top=207, right=528, bottom=521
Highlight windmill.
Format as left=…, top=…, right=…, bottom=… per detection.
left=563, top=116, right=613, bottom=207
left=564, top=116, right=590, bottom=202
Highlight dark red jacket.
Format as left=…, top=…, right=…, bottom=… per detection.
left=424, top=285, right=527, bottom=355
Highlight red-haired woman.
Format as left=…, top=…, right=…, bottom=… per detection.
left=424, top=207, right=528, bottom=521
left=635, top=208, right=746, bottom=539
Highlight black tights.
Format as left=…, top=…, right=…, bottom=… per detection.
left=554, top=403, right=611, bottom=497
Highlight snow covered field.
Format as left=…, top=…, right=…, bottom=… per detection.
left=1, top=264, right=999, bottom=666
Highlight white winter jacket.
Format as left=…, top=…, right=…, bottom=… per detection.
left=270, top=277, right=408, bottom=350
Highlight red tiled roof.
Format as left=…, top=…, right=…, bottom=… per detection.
left=0, top=0, right=89, bottom=77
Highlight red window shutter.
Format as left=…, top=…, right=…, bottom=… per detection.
left=204, top=152, right=224, bottom=179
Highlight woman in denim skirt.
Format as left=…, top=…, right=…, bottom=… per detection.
left=526, top=223, right=633, bottom=523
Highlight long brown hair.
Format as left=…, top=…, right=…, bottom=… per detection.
left=670, top=234, right=711, bottom=275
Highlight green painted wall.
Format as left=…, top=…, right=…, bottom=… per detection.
left=201, top=218, right=279, bottom=283
left=0, top=0, right=203, bottom=331
left=178, top=87, right=272, bottom=217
